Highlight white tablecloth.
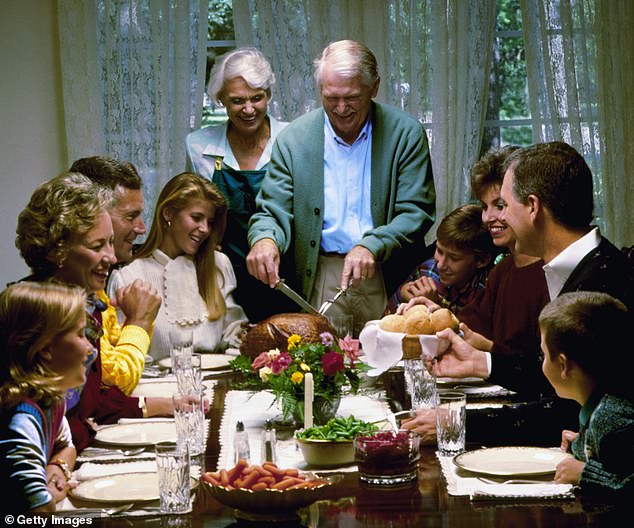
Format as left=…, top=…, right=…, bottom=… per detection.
left=216, top=390, right=391, bottom=472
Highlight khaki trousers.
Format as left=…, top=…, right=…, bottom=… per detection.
left=309, top=254, right=387, bottom=338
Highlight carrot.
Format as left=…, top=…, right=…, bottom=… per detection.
left=257, top=476, right=276, bottom=487
left=227, top=459, right=248, bottom=484
left=201, top=473, right=220, bottom=485
left=251, top=482, right=268, bottom=491
left=219, top=469, right=230, bottom=486
left=239, top=470, right=261, bottom=489
left=272, top=477, right=303, bottom=490
left=262, top=462, right=286, bottom=477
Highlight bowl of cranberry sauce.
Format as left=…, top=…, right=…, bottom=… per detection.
left=354, top=430, right=421, bottom=485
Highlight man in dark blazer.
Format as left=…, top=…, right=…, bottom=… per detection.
left=403, top=141, right=633, bottom=446
left=499, top=141, right=633, bottom=309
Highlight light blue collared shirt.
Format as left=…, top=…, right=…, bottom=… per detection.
left=543, top=227, right=601, bottom=300
left=321, top=117, right=373, bottom=253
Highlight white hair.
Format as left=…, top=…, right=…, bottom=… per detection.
left=313, top=40, right=379, bottom=89
left=208, top=47, right=275, bottom=106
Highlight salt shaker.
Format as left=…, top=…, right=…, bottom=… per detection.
left=260, top=419, right=277, bottom=464
left=233, top=421, right=251, bottom=463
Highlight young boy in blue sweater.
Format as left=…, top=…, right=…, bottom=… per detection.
left=539, top=291, right=634, bottom=498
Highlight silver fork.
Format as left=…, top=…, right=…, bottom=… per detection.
left=58, top=503, right=134, bottom=516
left=477, top=476, right=554, bottom=485
left=103, top=503, right=134, bottom=515
left=318, top=288, right=347, bottom=315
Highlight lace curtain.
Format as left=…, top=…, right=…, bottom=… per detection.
left=520, top=0, right=607, bottom=234
left=233, top=0, right=391, bottom=120
left=233, top=0, right=496, bottom=240
left=58, top=0, right=207, bottom=220
left=594, top=0, right=634, bottom=247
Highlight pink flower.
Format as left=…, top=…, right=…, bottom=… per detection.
left=251, top=351, right=270, bottom=370
left=320, top=332, right=334, bottom=347
left=322, top=351, right=344, bottom=375
left=271, top=352, right=292, bottom=374
left=339, top=336, right=360, bottom=366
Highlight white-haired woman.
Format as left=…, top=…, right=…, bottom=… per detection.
left=186, top=47, right=294, bottom=322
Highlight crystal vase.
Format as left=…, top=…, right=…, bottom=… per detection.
left=292, top=395, right=341, bottom=426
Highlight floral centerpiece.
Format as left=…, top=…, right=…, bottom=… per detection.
left=229, top=331, right=367, bottom=425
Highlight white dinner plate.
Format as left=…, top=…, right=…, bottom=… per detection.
left=71, top=472, right=159, bottom=503
left=158, top=354, right=232, bottom=371
left=95, top=421, right=176, bottom=447
left=453, top=446, right=572, bottom=476
left=437, top=377, right=485, bottom=385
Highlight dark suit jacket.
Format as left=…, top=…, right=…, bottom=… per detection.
left=467, top=235, right=634, bottom=446
left=560, top=237, right=634, bottom=310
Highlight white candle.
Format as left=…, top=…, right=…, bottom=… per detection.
left=304, top=373, right=314, bottom=429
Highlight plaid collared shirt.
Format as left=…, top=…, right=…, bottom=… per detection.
left=385, top=258, right=489, bottom=314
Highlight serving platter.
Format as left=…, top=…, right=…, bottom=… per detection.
left=94, top=421, right=176, bottom=447
left=453, top=446, right=572, bottom=476
left=71, top=472, right=159, bottom=503
left=202, top=474, right=343, bottom=522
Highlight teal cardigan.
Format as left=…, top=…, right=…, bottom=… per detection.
left=248, top=102, right=436, bottom=298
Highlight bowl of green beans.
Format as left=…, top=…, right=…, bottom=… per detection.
left=295, top=416, right=379, bottom=468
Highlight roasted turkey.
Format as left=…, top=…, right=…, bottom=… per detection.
left=239, top=313, right=337, bottom=359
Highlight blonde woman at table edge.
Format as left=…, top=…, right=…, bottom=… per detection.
left=0, top=282, right=89, bottom=512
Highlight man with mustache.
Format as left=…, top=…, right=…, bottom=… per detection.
left=247, top=40, right=435, bottom=335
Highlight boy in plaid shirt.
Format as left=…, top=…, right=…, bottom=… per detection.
left=386, top=203, right=497, bottom=314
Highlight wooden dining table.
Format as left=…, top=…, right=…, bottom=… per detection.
left=85, top=371, right=624, bottom=527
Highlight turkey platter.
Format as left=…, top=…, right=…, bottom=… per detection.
left=239, top=313, right=337, bottom=359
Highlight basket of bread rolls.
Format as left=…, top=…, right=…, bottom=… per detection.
left=379, top=305, right=459, bottom=360
left=359, top=305, right=460, bottom=374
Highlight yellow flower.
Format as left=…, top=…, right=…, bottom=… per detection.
left=291, top=371, right=304, bottom=384
left=259, top=366, right=273, bottom=382
left=287, top=334, right=302, bottom=350
left=300, top=363, right=311, bottom=372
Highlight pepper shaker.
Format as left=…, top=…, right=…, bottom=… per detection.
left=260, top=419, right=277, bottom=464
left=233, top=420, right=251, bottom=464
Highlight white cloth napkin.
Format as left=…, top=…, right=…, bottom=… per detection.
left=76, top=447, right=155, bottom=463
left=359, top=320, right=450, bottom=376
left=74, top=461, right=157, bottom=481
left=437, top=453, right=575, bottom=500
left=216, top=390, right=391, bottom=472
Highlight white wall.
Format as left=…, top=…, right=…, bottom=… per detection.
left=0, top=0, right=67, bottom=287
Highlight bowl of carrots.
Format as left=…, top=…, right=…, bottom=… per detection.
left=201, top=460, right=342, bottom=521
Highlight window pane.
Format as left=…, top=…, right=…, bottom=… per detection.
left=203, top=0, right=235, bottom=127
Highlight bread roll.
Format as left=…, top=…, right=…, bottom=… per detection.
left=403, top=304, right=431, bottom=322
left=405, top=314, right=434, bottom=335
left=379, top=314, right=406, bottom=332
left=430, top=308, right=460, bottom=333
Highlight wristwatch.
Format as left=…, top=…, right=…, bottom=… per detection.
left=49, top=458, right=72, bottom=481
